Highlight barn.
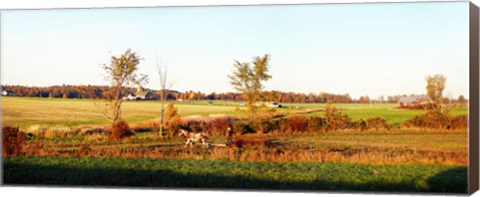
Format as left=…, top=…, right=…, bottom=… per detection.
left=2, top=90, right=14, bottom=96
left=398, top=95, right=433, bottom=109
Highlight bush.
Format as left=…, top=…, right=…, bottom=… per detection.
left=352, top=119, right=368, bottom=131
left=165, top=103, right=182, bottom=137
left=365, top=117, right=391, bottom=131
left=325, top=113, right=351, bottom=131
left=77, top=125, right=106, bottom=135
left=252, top=119, right=277, bottom=134
left=450, top=115, right=467, bottom=130
left=277, top=118, right=289, bottom=134
left=182, top=119, right=206, bottom=132
left=130, top=125, right=152, bottom=133
left=324, top=102, right=351, bottom=131
left=145, top=120, right=160, bottom=132
left=398, top=103, right=438, bottom=110
left=306, top=117, right=327, bottom=133
left=2, top=126, right=27, bottom=156
left=232, top=121, right=255, bottom=134
left=287, top=116, right=308, bottom=133
left=207, top=117, right=233, bottom=136
left=402, top=108, right=467, bottom=130
left=108, top=120, right=133, bottom=140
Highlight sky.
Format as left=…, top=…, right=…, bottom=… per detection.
left=0, top=1, right=470, bottom=99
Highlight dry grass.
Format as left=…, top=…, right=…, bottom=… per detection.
left=18, top=130, right=467, bottom=166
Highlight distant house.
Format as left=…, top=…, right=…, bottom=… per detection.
left=398, top=95, right=432, bottom=108
left=1, top=90, right=13, bottom=96
left=123, top=93, right=138, bottom=100
left=254, top=101, right=282, bottom=108
left=123, top=86, right=154, bottom=100
left=135, top=91, right=154, bottom=100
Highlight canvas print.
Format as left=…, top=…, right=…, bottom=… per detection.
left=0, top=1, right=472, bottom=194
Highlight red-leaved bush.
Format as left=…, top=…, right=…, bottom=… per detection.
left=2, top=126, right=27, bottom=156
left=108, top=120, right=133, bottom=140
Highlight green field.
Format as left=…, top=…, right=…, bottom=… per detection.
left=3, top=156, right=467, bottom=193
left=1, top=97, right=468, bottom=130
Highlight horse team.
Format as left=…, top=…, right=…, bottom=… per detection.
left=178, top=127, right=271, bottom=149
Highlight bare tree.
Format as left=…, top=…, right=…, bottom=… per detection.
left=156, top=60, right=173, bottom=137
left=96, top=49, right=148, bottom=124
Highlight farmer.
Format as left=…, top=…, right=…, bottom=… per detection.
left=226, top=127, right=233, bottom=146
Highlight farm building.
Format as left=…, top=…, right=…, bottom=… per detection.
left=398, top=95, right=433, bottom=108
left=123, top=86, right=155, bottom=100
left=254, top=101, right=282, bottom=108
left=1, top=90, right=14, bottom=96
left=123, top=91, right=155, bottom=100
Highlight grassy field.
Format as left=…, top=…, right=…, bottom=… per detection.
left=1, top=96, right=468, bottom=129
left=3, top=156, right=467, bottom=193
left=1, top=97, right=243, bottom=129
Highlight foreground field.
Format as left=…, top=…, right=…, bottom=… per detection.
left=2, top=97, right=468, bottom=193
left=19, top=131, right=467, bottom=165
left=3, top=156, right=467, bottom=193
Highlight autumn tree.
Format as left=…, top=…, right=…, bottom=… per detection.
left=228, top=54, right=272, bottom=119
left=457, top=95, right=467, bottom=103
left=426, top=74, right=447, bottom=106
left=164, top=103, right=182, bottom=138
left=97, top=49, right=148, bottom=139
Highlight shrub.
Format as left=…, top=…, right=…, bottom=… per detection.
left=145, top=120, right=160, bottom=132
left=77, top=125, right=106, bottom=135
left=324, top=102, right=352, bottom=131
left=207, top=117, right=233, bottom=136
left=398, top=103, right=438, bottom=110
left=352, top=119, right=368, bottom=131
left=130, top=125, right=152, bottom=133
left=108, top=120, right=133, bottom=140
left=2, top=126, right=27, bottom=156
left=402, top=108, right=466, bottom=130
left=165, top=103, right=182, bottom=137
left=325, top=113, right=351, bottom=131
left=182, top=119, right=206, bottom=133
left=450, top=115, right=467, bottom=130
left=277, top=118, right=289, bottom=134
left=306, top=117, right=327, bottom=133
left=287, top=116, right=308, bottom=133
left=252, top=119, right=277, bottom=134
left=232, top=121, right=255, bottom=134
left=365, top=117, right=391, bottom=131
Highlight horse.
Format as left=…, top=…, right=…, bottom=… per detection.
left=178, top=129, right=209, bottom=148
left=228, top=136, right=271, bottom=148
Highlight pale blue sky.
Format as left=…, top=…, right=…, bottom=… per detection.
left=1, top=2, right=469, bottom=99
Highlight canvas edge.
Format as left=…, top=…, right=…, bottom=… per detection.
left=469, top=1, right=480, bottom=195
left=0, top=1, right=475, bottom=195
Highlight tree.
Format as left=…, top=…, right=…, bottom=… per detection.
left=426, top=74, right=447, bottom=106
left=228, top=54, right=272, bottom=119
left=156, top=62, right=173, bottom=137
left=97, top=49, right=148, bottom=125
left=457, top=95, right=467, bottom=104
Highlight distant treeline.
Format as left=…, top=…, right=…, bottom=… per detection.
left=0, top=84, right=467, bottom=104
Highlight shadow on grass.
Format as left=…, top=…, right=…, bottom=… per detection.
left=3, top=159, right=467, bottom=194
left=427, top=166, right=468, bottom=193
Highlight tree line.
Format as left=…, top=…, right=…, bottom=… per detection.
left=0, top=84, right=466, bottom=104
